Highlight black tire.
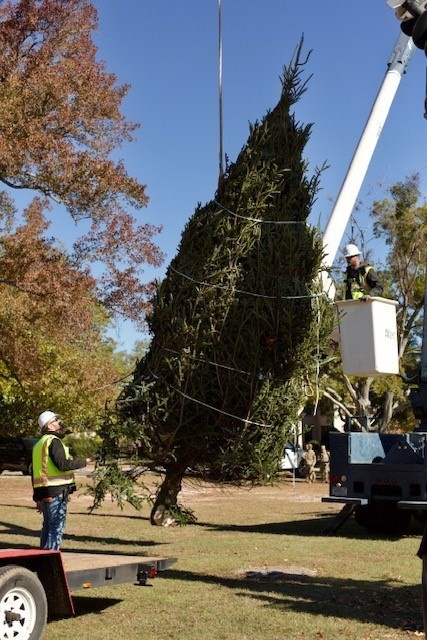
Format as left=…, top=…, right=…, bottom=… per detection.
left=0, top=565, right=47, bottom=640
left=354, top=503, right=412, bottom=535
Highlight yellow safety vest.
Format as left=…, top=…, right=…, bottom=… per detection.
left=343, top=265, right=373, bottom=300
left=32, top=434, right=75, bottom=489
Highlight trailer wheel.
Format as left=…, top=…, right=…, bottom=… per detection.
left=0, top=565, right=47, bottom=640
left=354, top=503, right=411, bottom=535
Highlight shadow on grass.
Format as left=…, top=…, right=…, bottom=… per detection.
left=194, top=515, right=425, bottom=539
left=0, top=519, right=165, bottom=551
left=50, top=595, right=123, bottom=619
left=160, top=567, right=423, bottom=632
left=0, top=503, right=152, bottom=522
left=77, top=512, right=151, bottom=522
left=2, top=503, right=424, bottom=541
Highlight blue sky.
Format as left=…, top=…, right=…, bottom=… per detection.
left=13, top=2, right=427, bottom=351
left=96, top=1, right=427, bottom=350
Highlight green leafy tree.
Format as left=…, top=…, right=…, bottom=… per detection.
left=371, top=173, right=427, bottom=430
left=103, top=43, right=333, bottom=524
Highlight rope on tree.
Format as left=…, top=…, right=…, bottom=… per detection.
left=148, top=367, right=280, bottom=429
left=170, top=265, right=326, bottom=300
left=213, top=200, right=304, bottom=225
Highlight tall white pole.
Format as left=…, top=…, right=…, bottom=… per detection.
left=321, top=33, right=414, bottom=298
left=218, top=0, right=224, bottom=180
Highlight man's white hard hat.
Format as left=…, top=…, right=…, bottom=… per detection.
left=38, top=411, right=57, bottom=430
left=345, top=243, right=361, bottom=258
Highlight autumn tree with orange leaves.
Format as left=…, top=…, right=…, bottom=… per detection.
left=0, top=0, right=163, bottom=324
left=0, top=193, right=131, bottom=435
left=0, top=0, right=163, bottom=432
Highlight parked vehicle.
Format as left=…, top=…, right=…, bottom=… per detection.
left=280, top=442, right=303, bottom=473
left=0, top=437, right=38, bottom=475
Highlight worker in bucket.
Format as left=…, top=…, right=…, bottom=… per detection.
left=343, top=244, right=384, bottom=301
left=32, top=411, right=98, bottom=550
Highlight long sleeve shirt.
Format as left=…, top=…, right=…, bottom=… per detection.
left=344, top=264, right=384, bottom=300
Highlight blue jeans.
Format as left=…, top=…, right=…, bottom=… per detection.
left=40, top=495, right=68, bottom=550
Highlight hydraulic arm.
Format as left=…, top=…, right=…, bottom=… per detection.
left=321, top=32, right=414, bottom=297
left=388, top=0, right=427, bottom=52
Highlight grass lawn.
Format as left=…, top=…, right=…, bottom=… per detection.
left=0, top=470, right=425, bottom=640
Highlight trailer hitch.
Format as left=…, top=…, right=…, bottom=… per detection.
left=136, top=565, right=156, bottom=586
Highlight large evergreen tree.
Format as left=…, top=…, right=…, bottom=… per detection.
left=112, top=43, right=333, bottom=524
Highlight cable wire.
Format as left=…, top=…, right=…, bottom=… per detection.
left=148, top=367, right=278, bottom=429
left=213, top=200, right=304, bottom=225
left=170, top=265, right=323, bottom=300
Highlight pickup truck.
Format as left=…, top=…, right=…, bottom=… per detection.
left=0, top=437, right=37, bottom=475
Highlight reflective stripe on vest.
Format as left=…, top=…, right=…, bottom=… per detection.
left=343, top=265, right=373, bottom=300
left=32, top=434, right=75, bottom=488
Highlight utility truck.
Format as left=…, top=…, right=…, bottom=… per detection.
left=321, top=0, right=427, bottom=535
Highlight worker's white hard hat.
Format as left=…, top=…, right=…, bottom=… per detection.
left=38, top=411, right=58, bottom=430
left=344, top=243, right=361, bottom=258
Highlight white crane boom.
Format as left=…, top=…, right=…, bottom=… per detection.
left=321, top=32, right=414, bottom=299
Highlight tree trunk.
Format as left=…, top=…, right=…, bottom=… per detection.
left=378, top=389, right=395, bottom=432
left=150, top=464, right=186, bottom=526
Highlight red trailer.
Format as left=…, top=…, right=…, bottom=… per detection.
left=0, top=548, right=176, bottom=640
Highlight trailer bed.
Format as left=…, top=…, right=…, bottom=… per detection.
left=61, top=551, right=176, bottom=590
left=0, top=548, right=177, bottom=618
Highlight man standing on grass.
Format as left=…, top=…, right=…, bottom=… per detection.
left=319, top=445, right=330, bottom=483
left=32, top=410, right=97, bottom=550
left=301, top=443, right=317, bottom=483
